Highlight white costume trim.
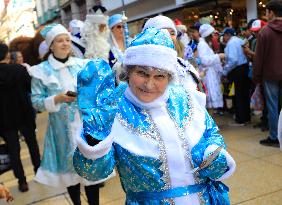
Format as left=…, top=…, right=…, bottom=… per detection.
left=124, top=44, right=177, bottom=75
left=204, top=145, right=236, bottom=181
left=35, top=168, right=115, bottom=188
left=76, top=132, right=114, bottom=160
left=44, top=95, right=61, bottom=112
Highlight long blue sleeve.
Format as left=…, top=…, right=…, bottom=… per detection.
left=31, top=77, right=48, bottom=112
left=192, top=111, right=229, bottom=180
left=73, top=58, right=126, bottom=181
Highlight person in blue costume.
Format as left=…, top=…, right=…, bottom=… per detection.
left=73, top=27, right=236, bottom=204
left=29, top=23, right=110, bottom=205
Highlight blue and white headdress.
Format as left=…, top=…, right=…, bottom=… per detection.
left=108, top=14, right=123, bottom=29
left=123, top=27, right=177, bottom=76
left=40, top=23, right=70, bottom=48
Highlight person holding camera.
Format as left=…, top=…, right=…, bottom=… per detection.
left=29, top=23, right=104, bottom=205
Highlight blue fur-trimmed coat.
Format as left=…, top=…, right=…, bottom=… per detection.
left=73, top=59, right=236, bottom=205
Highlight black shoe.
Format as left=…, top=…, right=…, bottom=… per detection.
left=18, top=181, right=29, bottom=192
left=259, top=137, right=279, bottom=147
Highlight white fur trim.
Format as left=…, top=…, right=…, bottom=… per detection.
left=44, top=95, right=61, bottom=112
left=86, top=14, right=109, bottom=25
left=45, top=24, right=71, bottom=48
left=35, top=167, right=115, bottom=188
left=204, top=145, right=236, bottom=181
left=76, top=133, right=114, bottom=160
left=123, top=44, right=177, bottom=74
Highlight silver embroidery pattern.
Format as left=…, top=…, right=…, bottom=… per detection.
left=116, top=111, right=172, bottom=191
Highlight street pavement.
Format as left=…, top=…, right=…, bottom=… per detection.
left=0, top=111, right=281, bottom=205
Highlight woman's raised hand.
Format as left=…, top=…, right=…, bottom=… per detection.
left=77, top=59, right=127, bottom=140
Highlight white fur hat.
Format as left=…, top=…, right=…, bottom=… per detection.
left=143, top=15, right=177, bottom=36
left=41, top=24, right=71, bottom=48
left=199, top=24, right=215, bottom=38
left=69, top=19, right=84, bottom=36
left=124, top=27, right=177, bottom=75
left=86, top=12, right=108, bottom=25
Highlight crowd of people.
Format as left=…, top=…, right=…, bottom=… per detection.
left=0, top=0, right=281, bottom=204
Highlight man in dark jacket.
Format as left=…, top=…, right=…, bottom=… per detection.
left=0, top=43, right=40, bottom=191
left=253, top=0, right=282, bottom=147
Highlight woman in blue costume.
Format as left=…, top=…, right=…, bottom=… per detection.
left=29, top=24, right=110, bottom=205
left=73, top=27, right=236, bottom=204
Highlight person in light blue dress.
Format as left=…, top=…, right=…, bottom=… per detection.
left=73, top=27, right=236, bottom=204
left=29, top=23, right=109, bottom=205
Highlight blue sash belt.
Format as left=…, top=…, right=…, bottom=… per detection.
left=127, top=181, right=229, bottom=204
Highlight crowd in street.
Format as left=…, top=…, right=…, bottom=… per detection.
left=0, top=0, right=281, bottom=204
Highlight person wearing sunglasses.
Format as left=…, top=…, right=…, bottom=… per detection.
left=108, top=14, right=129, bottom=82
left=73, top=27, right=236, bottom=205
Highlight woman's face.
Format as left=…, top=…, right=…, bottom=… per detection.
left=111, top=23, right=124, bottom=40
left=50, top=34, right=71, bottom=58
left=128, top=66, right=170, bottom=103
left=16, top=52, right=23, bottom=64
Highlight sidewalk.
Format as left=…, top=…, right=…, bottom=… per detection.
left=0, top=112, right=281, bottom=205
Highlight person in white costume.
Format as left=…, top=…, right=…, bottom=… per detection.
left=81, top=5, right=111, bottom=61
left=73, top=27, right=236, bottom=205
left=198, top=24, right=225, bottom=110
left=29, top=23, right=110, bottom=205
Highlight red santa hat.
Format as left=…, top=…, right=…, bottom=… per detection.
left=174, top=18, right=187, bottom=32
